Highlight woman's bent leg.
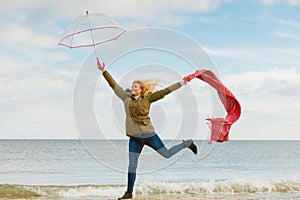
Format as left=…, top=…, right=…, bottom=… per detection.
left=157, top=143, right=186, bottom=158
left=145, top=134, right=186, bottom=158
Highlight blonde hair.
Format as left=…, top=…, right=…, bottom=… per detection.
left=133, top=79, right=158, bottom=95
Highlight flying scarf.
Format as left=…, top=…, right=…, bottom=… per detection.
left=184, top=70, right=241, bottom=143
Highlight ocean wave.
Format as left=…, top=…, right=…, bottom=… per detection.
left=0, top=180, right=299, bottom=198
left=135, top=180, right=300, bottom=195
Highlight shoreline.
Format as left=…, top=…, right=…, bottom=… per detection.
left=3, top=192, right=300, bottom=200
left=134, top=196, right=230, bottom=200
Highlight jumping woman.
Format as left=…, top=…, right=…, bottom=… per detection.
left=97, top=60, right=197, bottom=200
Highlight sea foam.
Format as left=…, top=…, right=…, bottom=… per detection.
left=1, top=179, right=299, bottom=198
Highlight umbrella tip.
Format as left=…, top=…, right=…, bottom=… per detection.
left=86, top=10, right=89, bottom=15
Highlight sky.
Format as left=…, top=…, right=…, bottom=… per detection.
left=0, top=0, right=300, bottom=140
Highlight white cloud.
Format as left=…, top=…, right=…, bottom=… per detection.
left=0, top=54, right=72, bottom=79
left=205, top=46, right=300, bottom=68
left=286, top=0, right=300, bottom=5
left=205, top=47, right=265, bottom=60
left=222, top=68, right=300, bottom=138
left=0, top=0, right=228, bottom=59
left=152, top=15, right=187, bottom=26
left=249, top=14, right=300, bottom=29
left=0, top=0, right=225, bottom=26
left=259, top=0, right=300, bottom=5
left=272, top=18, right=300, bottom=27
left=259, top=0, right=278, bottom=5
left=0, top=23, right=58, bottom=51
left=123, top=21, right=148, bottom=30
left=221, top=68, right=300, bottom=139
left=0, top=54, right=76, bottom=139
left=223, top=68, right=300, bottom=96
left=272, top=31, right=300, bottom=40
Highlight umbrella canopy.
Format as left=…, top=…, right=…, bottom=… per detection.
left=58, top=12, right=126, bottom=49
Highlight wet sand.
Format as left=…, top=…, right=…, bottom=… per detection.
left=133, top=195, right=231, bottom=200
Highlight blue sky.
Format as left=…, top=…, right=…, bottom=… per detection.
left=0, top=0, right=299, bottom=139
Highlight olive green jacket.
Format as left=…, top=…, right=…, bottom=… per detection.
left=102, top=70, right=182, bottom=137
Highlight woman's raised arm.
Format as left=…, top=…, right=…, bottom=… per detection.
left=148, top=79, right=187, bottom=103
left=97, top=58, right=127, bottom=101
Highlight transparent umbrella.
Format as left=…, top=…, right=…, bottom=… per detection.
left=58, top=11, right=126, bottom=60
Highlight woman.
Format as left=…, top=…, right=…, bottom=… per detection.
left=97, top=60, right=197, bottom=200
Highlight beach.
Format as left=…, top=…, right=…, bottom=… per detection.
left=0, top=140, right=299, bottom=200
left=1, top=180, right=300, bottom=200
left=0, top=196, right=231, bottom=200
left=4, top=193, right=300, bottom=200
left=113, top=196, right=229, bottom=200
left=134, top=196, right=230, bottom=200
left=133, top=193, right=300, bottom=200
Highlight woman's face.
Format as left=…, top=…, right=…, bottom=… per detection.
left=131, top=82, right=142, bottom=96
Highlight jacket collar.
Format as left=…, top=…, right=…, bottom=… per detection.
left=130, top=95, right=144, bottom=100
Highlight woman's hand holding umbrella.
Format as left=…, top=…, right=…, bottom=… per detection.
left=97, top=58, right=106, bottom=72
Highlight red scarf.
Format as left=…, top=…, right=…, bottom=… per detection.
left=184, top=70, right=241, bottom=143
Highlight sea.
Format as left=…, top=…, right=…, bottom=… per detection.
left=0, top=140, right=299, bottom=200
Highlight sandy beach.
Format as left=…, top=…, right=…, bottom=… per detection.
left=138, top=197, right=229, bottom=200
left=134, top=196, right=230, bottom=200
left=1, top=197, right=231, bottom=200
left=0, top=196, right=231, bottom=200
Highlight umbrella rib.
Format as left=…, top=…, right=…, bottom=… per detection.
left=58, top=26, right=126, bottom=48
left=93, top=29, right=126, bottom=46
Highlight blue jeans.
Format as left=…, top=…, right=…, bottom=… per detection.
left=127, top=133, right=186, bottom=192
